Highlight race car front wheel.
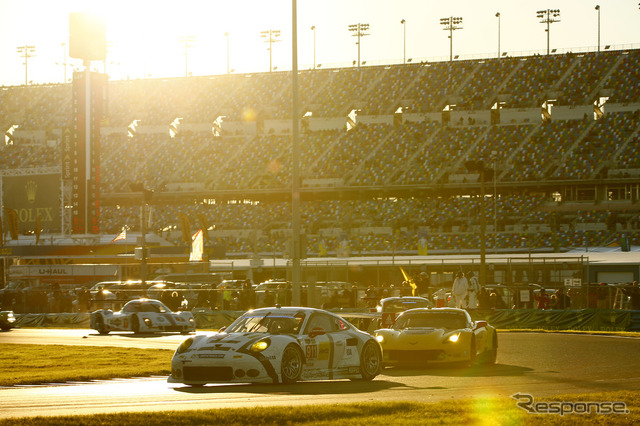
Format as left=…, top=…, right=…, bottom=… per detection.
left=281, top=344, right=303, bottom=384
left=358, top=340, right=382, bottom=381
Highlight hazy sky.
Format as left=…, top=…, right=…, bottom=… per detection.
left=1, top=0, right=639, bottom=86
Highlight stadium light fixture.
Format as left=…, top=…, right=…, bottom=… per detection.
left=440, top=17, right=463, bottom=62
left=261, top=29, right=281, bottom=72
left=127, top=120, right=140, bottom=138
left=348, top=23, right=370, bottom=67
left=212, top=116, right=225, bottom=137
left=16, top=45, right=36, bottom=85
left=536, top=9, right=561, bottom=55
left=169, top=118, right=182, bottom=138
left=5, top=124, right=19, bottom=145
left=177, top=36, right=196, bottom=77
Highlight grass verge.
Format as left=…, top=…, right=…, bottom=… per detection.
left=1, top=392, right=638, bottom=425
left=2, top=345, right=638, bottom=425
left=0, top=344, right=172, bottom=386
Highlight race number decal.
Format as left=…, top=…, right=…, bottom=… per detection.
left=306, top=344, right=318, bottom=359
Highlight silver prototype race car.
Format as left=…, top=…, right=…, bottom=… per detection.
left=90, top=298, right=195, bottom=335
left=169, top=306, right=382, bottom=385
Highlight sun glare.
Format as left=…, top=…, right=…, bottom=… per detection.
left=72, top=1, right=292, bottom=80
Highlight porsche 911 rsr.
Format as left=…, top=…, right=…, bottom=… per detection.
left=90, top=298, right=195, bottom=335
left=168, top=306, right=382, bottom=385
left=374, top=307, right=497, bottom=367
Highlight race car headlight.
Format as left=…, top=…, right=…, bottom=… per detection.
left=375, top=335, right=384, bottom=343
left=188, top=317, right=195, bottom=324
left=144, top=318, right=153, bottom=327
left=177, top=337, right=195, bottom=354
left=250, top=339, right=270, bottom=352
left=446, top=333, right=461, bottom=343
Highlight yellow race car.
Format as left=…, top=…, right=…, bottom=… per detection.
left=374, top=307, right=497, bottom=367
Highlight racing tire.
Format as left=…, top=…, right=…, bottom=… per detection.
left=466, top=337, right=477, bottom=367
left=281, top=344, right=304, bottom=384
left=356, top=340, right=382, bottom=381
left=131, top=314, right=140, bottom=334
left=95, top=316, right=109, bottom=335
left=484, top=333, right=498, bottom=365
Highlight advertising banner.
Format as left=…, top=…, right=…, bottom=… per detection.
left=2, top=174, right=61, bottom=234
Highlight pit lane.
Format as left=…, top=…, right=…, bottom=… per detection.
left=1, top=328, right=640, bottom=419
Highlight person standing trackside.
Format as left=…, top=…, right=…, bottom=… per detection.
left=451, top=271, right=469, bottom=309
left=467, top=271, right=480, bottom=309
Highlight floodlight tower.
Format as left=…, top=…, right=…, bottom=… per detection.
left=400, top=19, right=406, bottom=64
left=536, top=9, right=561, bottom=55
left=440, top=17, right=463, bottom=62
left=177, top=36, right=196, bottom=77
left=311, top=26, right=316, bottom=69
left=224, top=32, right=230, bottom=74
left=16, top=45, right=36, bottom=85
left=595, top=5, right=600, bottom=53
left=348, top=23, right=370, bottom=67
left=495, top=13, right=501, bottom=58
left=261, top=29, right=281, bottom=72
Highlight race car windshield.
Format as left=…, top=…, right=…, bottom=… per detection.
left=394, top=312, right=468, bottom=330
left=226, top=312, right=306, bottom=334
left=385, top=299, right=431, bottom=311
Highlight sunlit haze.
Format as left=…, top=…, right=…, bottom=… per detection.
left=1, top=0, right=639, bottom=85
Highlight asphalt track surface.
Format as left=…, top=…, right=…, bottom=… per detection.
left=1, top=328, right=640, bottom=419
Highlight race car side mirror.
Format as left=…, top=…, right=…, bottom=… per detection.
left=309, top=327, right=326, bottom=338
left=474, top=320, right=487, bottom=330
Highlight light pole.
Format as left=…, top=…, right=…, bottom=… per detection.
left=292, top=0, right=302, bottom=305
left=536, top=9, right=561, bottom=55
left=465, top=160, right=494, bottom=287
left=16, top=45, right=36, bottom=85
left=177, top=36, right=196, bottom=77
left=61, top=43, right=67, bottom=83
left=439, top=17, right=463, bottom=62
left=311, top=26, right=316, bottom=69
left=400, top=19, right=406, bottom=64
left=348, top=23, right=370, bottom=67
left=224, top=32, right=230, bottom=74
left=261, top=29, right=281, bottom=72
left=595, top=5, right=600, bottom=53
left=495, top=12, right=501, bottom=58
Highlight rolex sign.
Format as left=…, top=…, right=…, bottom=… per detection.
left=2, top=174, right=61, bottom=234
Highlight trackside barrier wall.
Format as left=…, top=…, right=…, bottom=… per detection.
left=11, top=309, right=640, bottom=332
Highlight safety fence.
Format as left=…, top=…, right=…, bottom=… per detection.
left=10, top=309, right=640, bottom=332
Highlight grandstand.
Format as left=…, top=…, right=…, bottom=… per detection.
left=1, top=48, right=639, bottom=260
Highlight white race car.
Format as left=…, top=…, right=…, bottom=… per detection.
left=169, top=306, right=382, bottom=386
left=90, top=298, right=195, bottom=335
left=374, top=307, right=498, bottom=367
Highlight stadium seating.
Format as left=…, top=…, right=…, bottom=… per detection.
left=2, top=49, right=640, bottom=255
